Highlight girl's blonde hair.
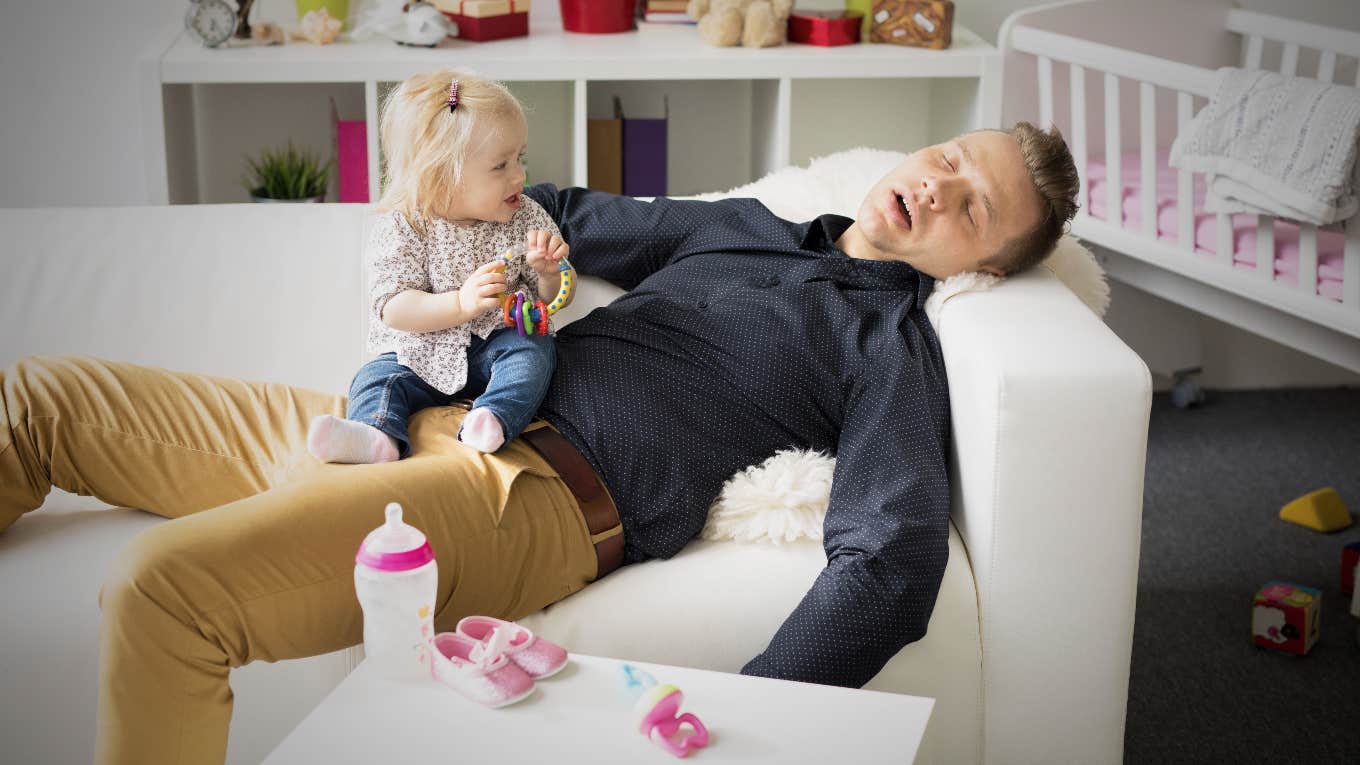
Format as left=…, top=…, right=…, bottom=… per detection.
left=376, top=70, right=525, bottom=236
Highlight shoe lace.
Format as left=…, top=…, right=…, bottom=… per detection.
left=467, top=626, right=513, bottom=670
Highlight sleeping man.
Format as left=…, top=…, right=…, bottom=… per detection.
left=0, top=122, right=1078, bottom=764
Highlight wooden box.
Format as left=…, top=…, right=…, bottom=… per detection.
left=869, top=0, right=953, bottom=49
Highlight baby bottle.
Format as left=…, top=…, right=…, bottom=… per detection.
left=354, top=502, right=438, bottom=680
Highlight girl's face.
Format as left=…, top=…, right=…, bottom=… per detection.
left=446, top=113, right=528, bottom=224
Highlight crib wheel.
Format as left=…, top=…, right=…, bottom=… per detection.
left=1171, top=367, right=1206, bottom=410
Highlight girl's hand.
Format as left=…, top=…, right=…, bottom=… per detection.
left=457, top=260, right=508, bottom=321
left=525, top=229, right=569, bottom=277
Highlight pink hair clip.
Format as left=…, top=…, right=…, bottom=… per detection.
left=447, top=80, right=460, bottom=113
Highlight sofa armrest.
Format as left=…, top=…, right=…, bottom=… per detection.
left=936, top=265, right=1150, bottom=764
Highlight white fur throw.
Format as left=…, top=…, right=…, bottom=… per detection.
left=700, top=147, right=1108, bottom=544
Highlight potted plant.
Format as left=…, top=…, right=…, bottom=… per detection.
left=243, top=142, right=334, bottom=203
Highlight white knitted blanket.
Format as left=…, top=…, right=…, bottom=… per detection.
left=1169, top=67, right=1360, bottom=225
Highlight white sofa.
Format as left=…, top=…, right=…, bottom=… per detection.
left=0, top=201, right=1151, bottom=764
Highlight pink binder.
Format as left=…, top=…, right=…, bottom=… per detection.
left=333, top=99, right=369, bottom=203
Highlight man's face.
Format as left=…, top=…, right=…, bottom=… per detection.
left=446, top=113, right=529, bottom=224
left=853, top=130, right=1044, bottom=279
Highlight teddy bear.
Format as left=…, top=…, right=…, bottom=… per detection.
left=687, top=0, right=794, bottom=48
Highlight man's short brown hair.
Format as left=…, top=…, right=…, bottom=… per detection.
left=984, top=122, right=1080, bottom=275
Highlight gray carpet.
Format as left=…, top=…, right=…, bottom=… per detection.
left=1126, top=388, right=1360, bottom=763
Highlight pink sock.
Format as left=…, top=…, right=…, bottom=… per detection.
left=307, top=415, right=399, bottom=464
left=459, top=408, right=506, bottom=453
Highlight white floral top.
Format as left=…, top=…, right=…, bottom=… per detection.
left=366, top=195, right=559, bottom=394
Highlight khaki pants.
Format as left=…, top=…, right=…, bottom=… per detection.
left=0, top=356, right=601, bottom=765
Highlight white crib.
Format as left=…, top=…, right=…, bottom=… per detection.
left=999, top=0, right=1360, bottom=374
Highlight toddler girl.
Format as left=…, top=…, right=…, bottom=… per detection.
left=308, top=71, right=574, bottom=462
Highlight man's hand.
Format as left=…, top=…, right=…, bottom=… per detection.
left=457, top=260, right=508, bottom=322
left=525, top=229, right=569, bottom=278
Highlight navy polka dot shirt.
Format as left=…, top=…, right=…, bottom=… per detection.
left=527, top=184, right=952, bottom=688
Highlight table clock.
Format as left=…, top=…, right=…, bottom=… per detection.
left=185, top=0, right=239, bottom=47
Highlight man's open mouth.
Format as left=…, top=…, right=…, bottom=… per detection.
left=894, top=193, right=913, bottom=230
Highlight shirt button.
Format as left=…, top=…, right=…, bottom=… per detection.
left=696, top=300, right=708, bottom=309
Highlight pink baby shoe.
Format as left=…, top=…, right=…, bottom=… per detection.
left=456, top=616, right=569, bottom=679
left=430, top=631, right=534, bottom=708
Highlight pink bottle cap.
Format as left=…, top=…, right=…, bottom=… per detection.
left=356, top=503, right=434, bottom=572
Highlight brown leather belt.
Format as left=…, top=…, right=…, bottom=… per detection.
left=520, top=423, right=624, bottom=579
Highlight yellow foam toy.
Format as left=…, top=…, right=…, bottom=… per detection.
left=1279, top=488, right=1352, bottom=532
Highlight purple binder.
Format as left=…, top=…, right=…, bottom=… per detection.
left=622, top=98, right=668, bottom=197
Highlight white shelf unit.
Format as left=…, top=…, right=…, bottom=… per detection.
left=141, top=21, right=1000, bottom=204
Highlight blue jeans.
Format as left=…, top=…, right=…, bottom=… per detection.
left=346, top=328, right=555, bottom=457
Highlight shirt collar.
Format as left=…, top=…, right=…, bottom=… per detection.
left=801, top=214, right=936, bottom=307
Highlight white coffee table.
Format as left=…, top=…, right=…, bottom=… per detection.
left=264, top=653, right=934, bottom=763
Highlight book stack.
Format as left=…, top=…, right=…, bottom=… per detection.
left=641, top=0, right=694, bottom=25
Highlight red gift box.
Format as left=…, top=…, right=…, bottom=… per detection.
left=435, top=0, right=530, bottom=41
left=788, top=10, right=863, bottom=46
left=448, top=11, right=528, bottom=41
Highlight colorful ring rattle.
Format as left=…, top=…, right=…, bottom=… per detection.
left=620, top=663, right=709, bottom=758
left=495, top=249, right=575, bottom=337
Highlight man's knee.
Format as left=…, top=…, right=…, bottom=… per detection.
left=98, top=521, right=215, bottom=631
left=0, top=356, right=81, bottom=530
left=3, top=355, right=64, bottom=412
left=99, top=524, right=177, bottom=615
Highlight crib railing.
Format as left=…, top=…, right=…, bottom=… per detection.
left=1010, top=11, right=1360, bottom=335
left=1228, top=10, right=1360, bottom=315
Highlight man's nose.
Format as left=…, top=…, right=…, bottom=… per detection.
left=920, top=176, right=958, bottom=210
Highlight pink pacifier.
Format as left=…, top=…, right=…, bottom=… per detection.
left=620, top=663, right=709, bottom=758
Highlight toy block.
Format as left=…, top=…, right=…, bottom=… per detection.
left=1279, top=487, right=1351, bottom=532
left=1343, top=541, right=1360, bottom=596
left=1252, top=581, right=1321, bottom=655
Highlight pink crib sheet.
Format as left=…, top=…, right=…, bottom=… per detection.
left=1086, top=150, right=1345, bottom=302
